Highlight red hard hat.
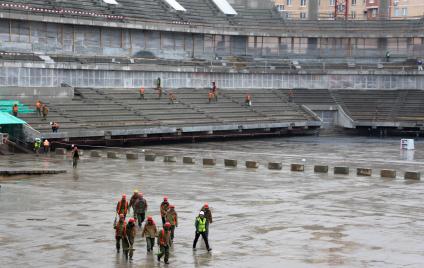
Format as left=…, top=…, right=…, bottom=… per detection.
left=204, top=203, right=209, bottom=208
left=122, top=194, right=126, bottom=199
left=147, top=216, right=153, bottom=221
left=164, top=222, right=171, bottom=228
left=128, top=218, right=135, bottom=223
left=139, top=192, right=143, bottom=197
left=119, top=214, right=124, bottom=218
left=164, top=196, right=168, bottom=201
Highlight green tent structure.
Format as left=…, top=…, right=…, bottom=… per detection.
left=0, top=111, right=28, bottom=145
left=0, top=111, right=27, bottom=125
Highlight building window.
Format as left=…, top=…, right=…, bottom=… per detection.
left=394, top=7, right=399, bottom=16
left=286, top=0, right=292, bottom=6
left=285, top=12, right=291, bottom=19
left=351, top=0, right=356, bottom=5
left=402, top=7, right=408, bottom=16
left=300, top=12, right=306, bottom=19
left=351, top=11, right=356, bottom=18
left=329, top=0, right=335, bottom=6
left=300, top=0, right=307, bottom=6
left=276, top=5, right=285, bottom=11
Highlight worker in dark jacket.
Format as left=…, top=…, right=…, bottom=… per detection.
left=142, top=216, right=157, bottom=252
left=134, top=192, right=148, bottom=227
left=114, top=214, right=126, bottom=253
left=160, top=196, right=169, bottom=225
left=192, top=211, right=211, bottom=251
left=200, top=203, right=213, bottom=237
left=122, top=218, right=136, bottom=261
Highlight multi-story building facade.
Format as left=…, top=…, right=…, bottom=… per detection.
left=274, top=0, right=424, bottom=20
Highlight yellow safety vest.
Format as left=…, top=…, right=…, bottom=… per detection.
left=197, top=217, right=206, bottom=232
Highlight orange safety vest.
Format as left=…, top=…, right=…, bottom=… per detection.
left=117, top=200, right=128, bottom=214
left=159, top=229, right=167, bottom=246
left=43, top=140, right=49, bottom=147
left=115, top=221, right=127, bottom=237
left=12, top=106, right=18, bottom=112
left=36, top=101, right=41, bottom=109
left=140, top=87, right=145, bottom=94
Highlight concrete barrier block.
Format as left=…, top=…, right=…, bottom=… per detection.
left=55, top=148, right=66, bottom=155
left=126, top=153, right=139, bottom=160
left=268, top=162, right=282, bottom=170
left=334, top=167, right=349, bottom=175
left=357, top=168, right=372, bottom=176
left=183, top=157, right=195, bottom=164
left=145, top=154, right=156, bottom=161
left=107, top=151, right=118, bottom=159
left=90, top=151, right=101, bottom=157
left=291, top=164, right=304, bottom=172
left=404, top=172, right=421, bottom=180
left=314, top=165, right=329, bottom=173
left=164, top=156, right=177, bottom=163
left=203, top=158, right=216, bottom=166
left=224, top=159, right=237, bottom=167
left=380, top=169, right=396, bottom=178
left=245, top=161, right=259, bottom=169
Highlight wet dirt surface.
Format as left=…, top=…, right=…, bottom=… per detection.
left=0, top=136, right=424, bottom=268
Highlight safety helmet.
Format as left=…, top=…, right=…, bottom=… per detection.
left=169, top=204, right=175, bottom=209
left=163, top=196, right=168, bottom=201
left=204, top=203, right=209, bottom=209
left=199, top=211, right=205, bottom=216
left=128, top=218, right=135, bottom=223
left=164, top=222, right=171, bottom=228
left=139, top=192, right=143, bottom=197
left=119, top=214, right=124, bottom=218
left=134, top=189, right=139, bottom=193
left=147, top=216, right=153, bottom=221
left=122, top=194, right=126, bottom=199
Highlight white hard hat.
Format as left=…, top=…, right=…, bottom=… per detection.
left=199, top=211, right=205, bottom=215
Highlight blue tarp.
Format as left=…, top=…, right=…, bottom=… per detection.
left=0, top=112, right=27, bottom=125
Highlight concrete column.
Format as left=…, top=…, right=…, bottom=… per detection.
left=107, top=151, right=118, bottom=159
left=145, top=154, right=156, bottom=161
left=314, top=165, right=329, bottom=173
left=308, top=0, right=319, bottom=20
left=90, top=151, right=101, bottom=157
left=357, top=168, right=372, bottom=176
left=334, top=167, right=349, bottom=175
left=126, top=153, right=139, bottom=160
left=268, top=162, right=282, bottom=170
left=404, top=172, right=420, bottom=180
left=224, top=159, right=237, bottom=167
left=380, top=169, right=396, bottom=178
left=164, top=156, right=177, bottom=163
left=291, top=164, right=304, bottom=172
left=183, top=156, right=195, bottom=164
left=203, top=158, right=216, bottom=166
left=245, top=161, right=259, bottom=169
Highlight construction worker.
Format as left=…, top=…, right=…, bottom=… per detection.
left=42, top=104, right=49, bottom=120
left=43, top=139, right=50, bottom=154
left=12, top=104, right=18, bottom=117
left=168, top=91, right=176, bottom=104
left=51, top=122, right=59, bottom=133
left=142, top=216, right=157, bottom=252
left=193, top=211, right=212, bottom=251
left=201, top=203, right=213, bottom=226
left=35, top=100, right=42, bottom=116
left=245, top=94, right=252, bottom=106
left=34, top=138, right=41, bottom=154
left=208, top=91, right=214, bottom=104
left=165, top=204, right=178, bottom=242
left=114, top=214, right=126, bottom=253
left=160, top=196, right=169, bottom=225
left=122, top=217, right=136, bottom=261
left=134, top=192, right=147, bottom=228
left=129, top=189, right=139, bottom=212
left=157, top=222, right=172, bottom=264
left=288, top=89, right=294, bottom=103
left=71, top=145, right=80, bottom=168
left=211, top=81, right=218, bottom=102
left=116, top=194, right=129, bottom=218
left=139, top=86, right=145, bottom=100
left=156, top=77, right=161, bottom=90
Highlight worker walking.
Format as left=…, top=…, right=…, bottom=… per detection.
left=12, top=104, right=18, bottom=117
left=42, top=104, right=49, bottom=120
left=134, top=192, right=148, bottom=227
left=129, top=189, right=139, bottom=213
left=201, top=203, right=213, bottom=238
left=116, top=194, right=129, bottom=219
left=142, top=216, right=157, bottom=253
left=139, top=86, right=145, bottom=100
left=165, top=204, right=178, bottom=242
left=245, top=94, right=252, bottom=106
left=160, top=196, right=169, bottom=225
left=211, top=81, right=218, bottom=102
left=157, top=222, right=172, bottom=264
left=71, top=145, right=80, bottom=168
left=43, top=139, right=50, bottom=154
left=122, top=218, right=136, bottom=261
left=192, top=211, right=212, bottom=251
left=34, top=138, right=41, bottom=154
left=36, top=100, right=42, bottom=116
left=114, top=214, right=127, bottom=253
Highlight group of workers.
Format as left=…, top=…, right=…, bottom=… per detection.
left=35, top=100, right=49, bottom=120
left=114, top=191, right=212, bottom=264
left=34, top=138, right=50, bottom=154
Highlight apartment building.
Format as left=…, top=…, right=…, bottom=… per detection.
left=274, top=0, right=424, bottom=20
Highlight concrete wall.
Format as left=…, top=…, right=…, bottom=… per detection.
left=1, top=65, right=424, bottom=90
left=0, top=86, right=74, bottom=98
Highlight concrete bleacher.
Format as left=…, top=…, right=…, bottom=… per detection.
left=16, top=88, right=318, bottom=138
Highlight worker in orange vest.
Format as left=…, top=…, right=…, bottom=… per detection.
left=157, top=222, right=172, bottom=264
left=245, top=94, right=252, bottom=106
left=139, top=86, right=145, bottom=100
left=208, top=91, right=214, bottom=104
left=116, top=194, right=129, bottom=218
left=43, top=139, right=50, bottom=154
left=165, top=204, right=178, bottom=242
left=35, top=100, right=42, bottom=116
left=12, top=104, right=18, bottom=117
left=114, top=214, right=127, bottom=253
